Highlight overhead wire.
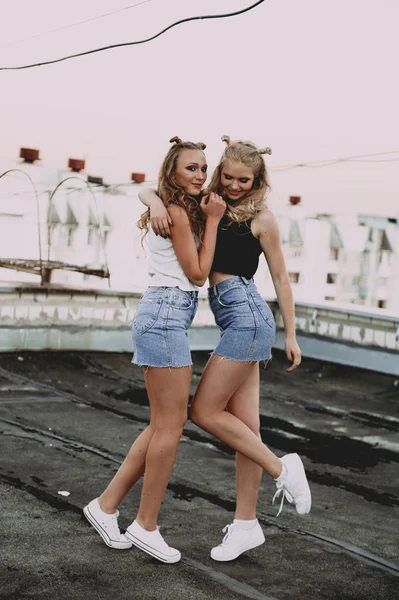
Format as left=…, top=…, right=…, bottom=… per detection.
left=0, top=1, right=155, bottom=48
left=0, top=0, right=267, bottom=71
left=272, top=150, right=399, bottom=171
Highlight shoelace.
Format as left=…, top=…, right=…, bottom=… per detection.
left=104, top=510, right=123, bottom=540
left=272, top=484, right=294, bottom=517
left=218, top=523, right=235, bottom=547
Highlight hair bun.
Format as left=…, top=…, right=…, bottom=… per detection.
left=258, top=147, right=272, bottom=155
left=170, top=136, right=183, bottom=145
left=221, top=135, right=231, bottom=146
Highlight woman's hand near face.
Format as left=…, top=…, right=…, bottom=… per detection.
left=285, top=336, right=302, bottom=372
left=200, top=192, right=226, bottom=222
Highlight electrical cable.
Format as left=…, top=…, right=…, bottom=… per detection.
left=0, top=0, right=267, bottom=71
left=272, top=150, right=399, bottom=171
left=0, top=1, right=155, bottom=48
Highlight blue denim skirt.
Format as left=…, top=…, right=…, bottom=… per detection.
left=208, top=276, right=276, bottom=362
left=132, top=287, right=198, bottom=368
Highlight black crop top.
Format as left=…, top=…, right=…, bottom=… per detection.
left=211, top=219, right=262, bottom=279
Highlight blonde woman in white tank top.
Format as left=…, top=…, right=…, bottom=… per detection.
left=83, top=138, right=225, bottom=563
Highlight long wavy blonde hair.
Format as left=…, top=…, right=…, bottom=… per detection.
left=137, top=136, right=207, bottom=241
left=206, top=135, right=272, bottom=224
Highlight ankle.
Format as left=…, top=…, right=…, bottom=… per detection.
left=274, top=459, right=287, bottom=482
left=98, top=495, right=118, bottom=515
left=135, top=516, right=157, bottom=532
left=234, top=518, right=258, bottom=530
left=235, top=512, right=257, bottom=521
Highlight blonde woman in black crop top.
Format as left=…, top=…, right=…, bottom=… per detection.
left=142, top=136, right=311, bottom=562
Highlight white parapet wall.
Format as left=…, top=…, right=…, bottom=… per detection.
left=0, top=285, right=398, bottom=376
left=273, top=301, right=399, bottom=377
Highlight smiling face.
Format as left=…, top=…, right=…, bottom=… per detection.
left=220, top=159, right=255, bottom=202
left=173, top=149, right=208, bottom=195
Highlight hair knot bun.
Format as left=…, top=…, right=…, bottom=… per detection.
left=258, top=147, right=272, bottom=155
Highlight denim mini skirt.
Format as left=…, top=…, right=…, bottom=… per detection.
left=208, top=276, right=276, bottom=362
left=132, top=287, right=198, bottom=368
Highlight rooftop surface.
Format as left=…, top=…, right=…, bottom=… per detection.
left=1, top=349, right=398, bottom=600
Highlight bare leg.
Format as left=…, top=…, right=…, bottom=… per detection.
left=191, top=355, right=282, bottom=479
left=226, top=363, right=263, bottom=520
left=99, top=424, right=154, bottom=514
left=99, top=366, right=191, bottom=518
left=84, top=365, right=191, bottom=555
left=136, top=366, right=191, bottom=530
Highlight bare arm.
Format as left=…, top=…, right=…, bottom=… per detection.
left=254, top=209, right=301, bottom=372
left=168, top=194, right=225, bottom=287
left=138, top=188, right=172, bottom=238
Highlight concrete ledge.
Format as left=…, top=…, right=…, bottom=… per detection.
left=275, top=330, right=399, bottom=377
left=1, top=286, right=398, bottom=376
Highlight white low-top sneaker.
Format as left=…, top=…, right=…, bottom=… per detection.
left=83, top=498, right=132, bottom=550
left=273, top=453, right=312, bottom=516
left=125, top=520, right=181, bottom=564
left=211, top=520, right=265, bottom=562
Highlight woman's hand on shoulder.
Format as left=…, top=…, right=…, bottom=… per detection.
left=138, top=188, right=172, bottom=237
left=150, top=202, right=172, bottom=238
left=200, top=192, right=226, bottom=222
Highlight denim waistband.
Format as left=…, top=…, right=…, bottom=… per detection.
left=148, top=286, right=198, bottom=297
left=208, top=276, right=253, bottom=298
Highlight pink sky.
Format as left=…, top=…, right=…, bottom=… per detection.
left=1, top=0, right=398, bottom=216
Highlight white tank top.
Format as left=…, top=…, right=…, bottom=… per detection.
left=147, top=227, right=199, bottom=292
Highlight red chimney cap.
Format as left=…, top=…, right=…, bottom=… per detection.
left=131, top=172, right=146, bottom=184
left=68, top=158, right=86, bottom=173
left=20, top=148, right=40, bottom=163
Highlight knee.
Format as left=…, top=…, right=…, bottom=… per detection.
left=155, top=415, right=187, bottom=438
left=190, top=404, right=209, bottom=430
left=190, top=406, right=200, bottom=427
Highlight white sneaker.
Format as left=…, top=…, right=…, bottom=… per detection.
left=125, top=520, right=181, bottom=564
left=211, top=520, right=265, bottom=562
left=83, top=498, right=132, bottom=550
left=273, top=453, right=312, bottom=516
